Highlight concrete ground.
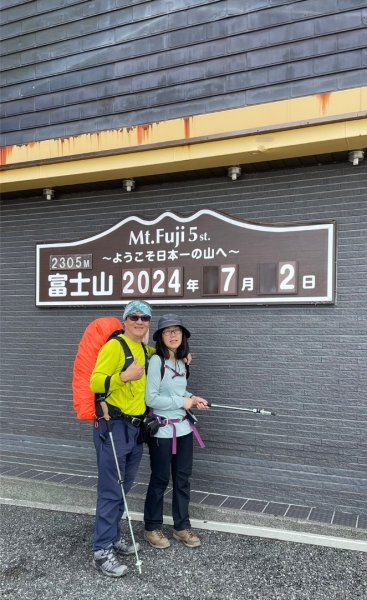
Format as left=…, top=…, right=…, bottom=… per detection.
left=1, top=474, right=367, bottom=600
left=1, top=503, right=367, bottom=600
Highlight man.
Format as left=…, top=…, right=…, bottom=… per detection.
left=90, top=300, right=155, bottom=577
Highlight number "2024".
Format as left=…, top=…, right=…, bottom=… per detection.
left=122, top=268, right=183, bottom=296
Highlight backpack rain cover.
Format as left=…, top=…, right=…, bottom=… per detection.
left=72, top=316, right=123, bottom=420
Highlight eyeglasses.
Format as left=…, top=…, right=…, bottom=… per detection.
left=127, top=314, right=151, bottom=322
left=162, top=327, right=182, bottom=336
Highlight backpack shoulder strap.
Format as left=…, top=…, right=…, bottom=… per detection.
left=114, top=336, right=134, bottom=371
left=185, top=362, right=190, bottom=379
left=159, top=356, right=189, bottom=380
left=99, top=335, right=133, bottom=399
left=160, top=356, right=165, bottom=380
left=141, top=343, right=149, bottom=374
left=113, top=335, right=148, bottom=374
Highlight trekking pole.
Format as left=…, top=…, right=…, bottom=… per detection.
left=207, top=402, right=276, bottom=416
left=101, top=402, right=143, bottom=575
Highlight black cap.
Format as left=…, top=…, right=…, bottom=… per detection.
left=153, top=314, right=191, bottom=341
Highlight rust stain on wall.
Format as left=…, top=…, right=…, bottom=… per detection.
left=95, top=132, right=102, bottom=148
left=0, top=146, right=10, bottom=165
left=183, top=117, right=192, bottom=140
left=318, top=92, right=332, bottom=115
left=137, top=124, right=152, bottom=145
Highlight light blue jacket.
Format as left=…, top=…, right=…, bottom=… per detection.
left=145, top=354, right=192, bottom=438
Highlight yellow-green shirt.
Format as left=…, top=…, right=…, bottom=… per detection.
left=90, top=334, right=155, bottom=415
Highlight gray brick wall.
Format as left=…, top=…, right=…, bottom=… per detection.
left=1, top=0, right=366, bottom=145
left=1, top=161, right=366, bottom=511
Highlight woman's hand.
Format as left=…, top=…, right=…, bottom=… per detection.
left=193, top=396, right=209, bottom=410
left=184, top=395, right=209, bottom=411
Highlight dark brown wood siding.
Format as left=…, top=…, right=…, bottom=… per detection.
left=1, top=0, right=366, bottom=145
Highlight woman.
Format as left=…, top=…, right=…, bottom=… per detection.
left=143, top=314, right=208, bottom=549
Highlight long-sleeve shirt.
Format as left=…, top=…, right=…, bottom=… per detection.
left=145, top=354, right=192, bottom=438
left=90, top=334, right=155, bottom=416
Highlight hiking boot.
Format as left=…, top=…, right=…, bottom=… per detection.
left=173, top=528, right=201, bottom=548
left=144, top=529, right=171, bottom=549
left=113, top=538, right=140, bottom=556
left=93, top=547, right=128, bottom=577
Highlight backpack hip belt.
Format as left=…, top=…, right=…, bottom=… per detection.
left=98, top=401, right=145, bottom=427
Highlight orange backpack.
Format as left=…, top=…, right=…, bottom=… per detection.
left=72, top=316, right=124, bottom=421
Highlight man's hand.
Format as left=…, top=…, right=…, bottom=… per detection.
left=184, top=352, right=193, bottom=366
left=120, top=359, right=145, bottom=382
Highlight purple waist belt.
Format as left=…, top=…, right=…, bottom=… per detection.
left=150, top=412, right=205, bottom=455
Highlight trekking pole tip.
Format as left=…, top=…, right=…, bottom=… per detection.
left=136, top=559, right=143, bottom=575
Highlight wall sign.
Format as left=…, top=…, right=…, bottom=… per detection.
left=36, top=210, right=336, bottom=306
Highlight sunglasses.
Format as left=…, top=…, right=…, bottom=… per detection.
left=127, top=314, right=151, bottom=322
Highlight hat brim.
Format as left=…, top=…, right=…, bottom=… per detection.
left=153, top=325, right=191, bottom=341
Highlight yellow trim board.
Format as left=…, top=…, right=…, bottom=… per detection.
left=1, top=87, right=366, bottom=169
left=1, top=87, right=366, bottom=191
left=2, top=119, right=367, bottom=193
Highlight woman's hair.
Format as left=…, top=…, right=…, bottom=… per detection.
left=155, top=327, right=190, bottom=360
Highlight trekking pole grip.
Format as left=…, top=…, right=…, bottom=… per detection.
left=100, top=401, right=112, bottom=430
